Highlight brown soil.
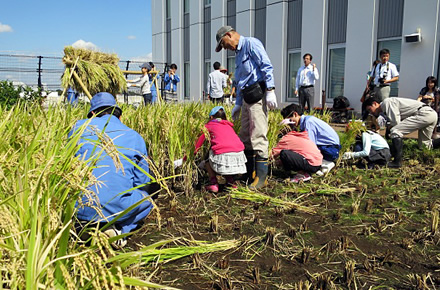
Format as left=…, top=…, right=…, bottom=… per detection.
left=129, top=153, right=440, bottom=289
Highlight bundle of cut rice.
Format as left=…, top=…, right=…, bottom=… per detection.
left=61, top=46, right=127, bottom=99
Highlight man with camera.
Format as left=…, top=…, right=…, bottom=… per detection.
left=367, top=49, right=399, bottom=101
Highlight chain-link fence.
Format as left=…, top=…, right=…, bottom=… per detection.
left=0, top=54, right=169, bottom=103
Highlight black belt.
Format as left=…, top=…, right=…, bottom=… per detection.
left=417, top=105, right=429, bottom=110
left=300, top=85, right=314, bottom=88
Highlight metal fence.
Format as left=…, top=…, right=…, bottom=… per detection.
left=0, top=53, right=167, bottom=94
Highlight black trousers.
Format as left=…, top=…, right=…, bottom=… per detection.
left=143, top=93, right=152, bottom=105
left=299, top=86, right=314, bottom=112
left=279, top=150, right=320, bottom=174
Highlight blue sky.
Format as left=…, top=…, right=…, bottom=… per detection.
left=0, top=0, right=152, bottom=61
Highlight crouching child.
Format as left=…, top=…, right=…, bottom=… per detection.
left=272, top=120, right=323, bottom=183
left=192, top=106, right=247, bottom=193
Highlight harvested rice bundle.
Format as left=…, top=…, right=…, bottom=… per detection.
left=61, top=46, right=127, bottom=99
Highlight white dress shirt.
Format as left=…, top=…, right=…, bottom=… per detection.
left=207, top=70, right=227, bottom=99
left=295, top=64, right=319, bottom=91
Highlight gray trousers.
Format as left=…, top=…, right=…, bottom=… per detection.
left=390, top=106, right=438, bottom=149
left=374, top=86, right=390, bottom=102
left=239, top=98, right=269, bottom=158
left=299, top=86, right=314, bottom=111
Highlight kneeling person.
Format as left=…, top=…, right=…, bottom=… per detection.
left=342, top=122, right=391, bottom=168
left=272, top=124, right=323, bottom=183
left=69, top=92, right=157, bottom=247
left=280, top=104, right=340, bottom=174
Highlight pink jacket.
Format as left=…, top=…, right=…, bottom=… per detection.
left=272, top=131, right=323, bottom=166
left=194, top=119, right=245, bottom=155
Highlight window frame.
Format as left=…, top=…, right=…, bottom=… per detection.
left=286, top=49, right=302, bottom=102
left=326, top=43, right=346, bottom=100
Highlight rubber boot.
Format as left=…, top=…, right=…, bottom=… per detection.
left=249, top=156, right=268, bottom=190
left=242, top=150, right=256, bottom=182
left=388, top=137, right=403, bottom=168
left=433, top=138, right=440, bottom=149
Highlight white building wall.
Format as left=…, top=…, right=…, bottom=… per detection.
left=170, top=0, right=184, bottom=100
left=344, top=0, right=377, bottom=111
left=151, top=0, right=166, bottom=65
left=189, top=1, right=204, bottom=101
left=301, top=0, right=326, bottom=108
left=210, top=1, right=227, bottom=67
left=236, top=0, right=254, bottom=36
left=151, top=0, right=440, bottom=110
left=266, top=0, right=288, bottom=107
left=399, top=0, right=440, bottom=99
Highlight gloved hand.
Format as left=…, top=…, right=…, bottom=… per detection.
left=231, top=105, right=242, bottom=121
left=279, top=118, right=296, bottom=126
left=265, top=90, right=277, bottom=110
left=173, top=158, right=183, bottom=168
left=342, top=152, right=355, bottom=160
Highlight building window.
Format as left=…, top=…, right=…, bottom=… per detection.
left=254, top=0, right=266, bottom=46
left=377, top=39, right=401, bottom=97
left=166, top=0, right=171, bottom=19
left=184, top=0, right=189, bottom=13
left=227, top=57, right=236, bottom=80
left=204, top=0, right=211, bottom=6
left=327, top=47, right=346, bottom=99
left=184, top=62, right=190, bottom=100
left=287, top=52, right=301, bottom=100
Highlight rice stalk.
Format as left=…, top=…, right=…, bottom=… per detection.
left=228, top=187, right=316, bottom=214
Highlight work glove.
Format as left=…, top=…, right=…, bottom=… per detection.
left=279, top=118, right=296, bottom=126
left=231, top=105, right=242, bottom=121
left=173, top=158, right=183, bottom=169
left=342, top=152, right=355, bottom=160
left=265, top=90, right=277, bottom=110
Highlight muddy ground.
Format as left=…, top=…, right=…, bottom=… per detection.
left=130, top=140, right=440, bottom=289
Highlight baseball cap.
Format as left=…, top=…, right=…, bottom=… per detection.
left=88, top=92, right=121, bottom=118
left=209, top=106, right=224, bottom=117
left=215, top=26, right=234, bottom=52
left=139, top=62, right=152, bottom=70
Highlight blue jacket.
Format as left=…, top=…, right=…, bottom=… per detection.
left=164, top=73, right=180, bottom=92
left=299, top=115, right=340, bottom=146
left=69, top=115, right=153, bottom=233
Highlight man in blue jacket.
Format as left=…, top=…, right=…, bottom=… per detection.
left=70, top=92, right=157, bottom=247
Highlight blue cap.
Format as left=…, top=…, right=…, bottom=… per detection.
left=209, top=106, right=224, bottom=117
left=88, top=92, right=120, bottom=118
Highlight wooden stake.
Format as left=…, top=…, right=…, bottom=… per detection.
left=72, top=70, right=93, bottom=100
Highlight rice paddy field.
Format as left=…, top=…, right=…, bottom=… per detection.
left=1, top=101, right=440, bottom=289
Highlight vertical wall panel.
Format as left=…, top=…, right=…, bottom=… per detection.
left=287, top=0, right=302, bottom=49
left=327, top=0, right=348, bottom=44
left=377, top=0, right=404, bottom=39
